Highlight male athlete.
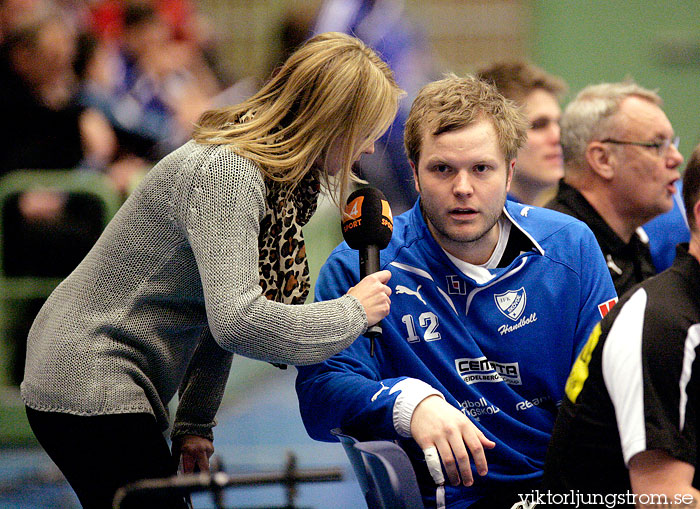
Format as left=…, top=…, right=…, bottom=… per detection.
left=296, top=75, right=617, bottom=508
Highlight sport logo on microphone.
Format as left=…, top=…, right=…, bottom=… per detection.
left=381, top=200, right=393, bottom=230
left=342, top=196, right=363, bottom=235
left=344, top=195, right=363, bottom=217
left=342, top=195, right=393, bottom=235
left=342, top=187, right=393, bottom=251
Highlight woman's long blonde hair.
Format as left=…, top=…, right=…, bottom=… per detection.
left=193, top=32, right=404, bottom=207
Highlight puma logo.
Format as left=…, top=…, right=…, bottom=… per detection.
left=371, top=382, right=390, bottom=402
left=395, top=284, right=426, bottom=305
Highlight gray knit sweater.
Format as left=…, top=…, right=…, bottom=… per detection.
left=21, top=141, right=366, bottom=439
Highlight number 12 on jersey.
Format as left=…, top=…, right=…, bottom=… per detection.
left=401, top=312, right=441, bottom=343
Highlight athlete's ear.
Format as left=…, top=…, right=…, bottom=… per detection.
left=506, top=159, right=515, bottom=191
left=411, top=160, right=420, bottom=194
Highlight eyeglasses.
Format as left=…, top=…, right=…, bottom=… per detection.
left=600, top=136, right=680, bottom=157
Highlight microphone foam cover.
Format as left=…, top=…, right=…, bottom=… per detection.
left=342, top=186, right=393, bottom=250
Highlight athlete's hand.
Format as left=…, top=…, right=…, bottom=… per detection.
left=347, top=270, right=392, bottom=327
left=173, top=434, right=214, bottom=473
left=411, top=395, right=495, bottom=486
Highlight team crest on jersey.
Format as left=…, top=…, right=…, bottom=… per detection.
left=494, top=287, right=527, bottom=321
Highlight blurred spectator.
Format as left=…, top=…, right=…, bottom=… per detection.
left=89, top=0, right=217, bottom=52
left=0, top=6, right=114, bottom=257
left=271, top=2, right=319, bottom=73
left=312, top=0, right=437, bottom=213
left=0, top=0, right=43, bottom=42
left=477, top=61, right=567, bottom=207
left=546, top=81, right=684, bottom=296
left=0, top=5, right=130, bottom=384
left=79, top=1, right=222, bottom=161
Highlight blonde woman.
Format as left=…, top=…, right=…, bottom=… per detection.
left=21, top=32, right=402, bottom=508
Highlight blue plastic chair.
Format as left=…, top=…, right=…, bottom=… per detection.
left=331, top=428, right=423, bottom=509
left=353, top=440, right=424, bottom=509
left=330, top=428, right=381, bottom=508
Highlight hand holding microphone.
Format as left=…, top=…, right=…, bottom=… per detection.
left=342, top=187, right=393, bottom=356
left=347, top=270, right=392, bottom=327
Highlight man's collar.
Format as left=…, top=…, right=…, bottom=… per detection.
left=409, top=198, right=541, bottom=268
left=556, top=181, right=641, bottom=253
left=673, top=243, right=700, bottom=299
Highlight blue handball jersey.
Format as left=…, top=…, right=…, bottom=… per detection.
left=296, top=199, right=617, bottom=508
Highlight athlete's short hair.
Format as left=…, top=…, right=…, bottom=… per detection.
left=404, top=73, right=528, bottom=166
left=683, top=143, right=700, bottom=232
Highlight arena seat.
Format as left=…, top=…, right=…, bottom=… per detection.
left=0, top=169, right=121, bottom=443
left=331, top=428, right=423, bottom=509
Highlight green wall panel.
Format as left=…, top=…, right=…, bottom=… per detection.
left=532, top=0, right=700, bottom=161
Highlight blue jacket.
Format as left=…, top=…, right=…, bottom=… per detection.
left=643, top=182, right=689, bottom=272
left=296, top=200, right=617, bottom=508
